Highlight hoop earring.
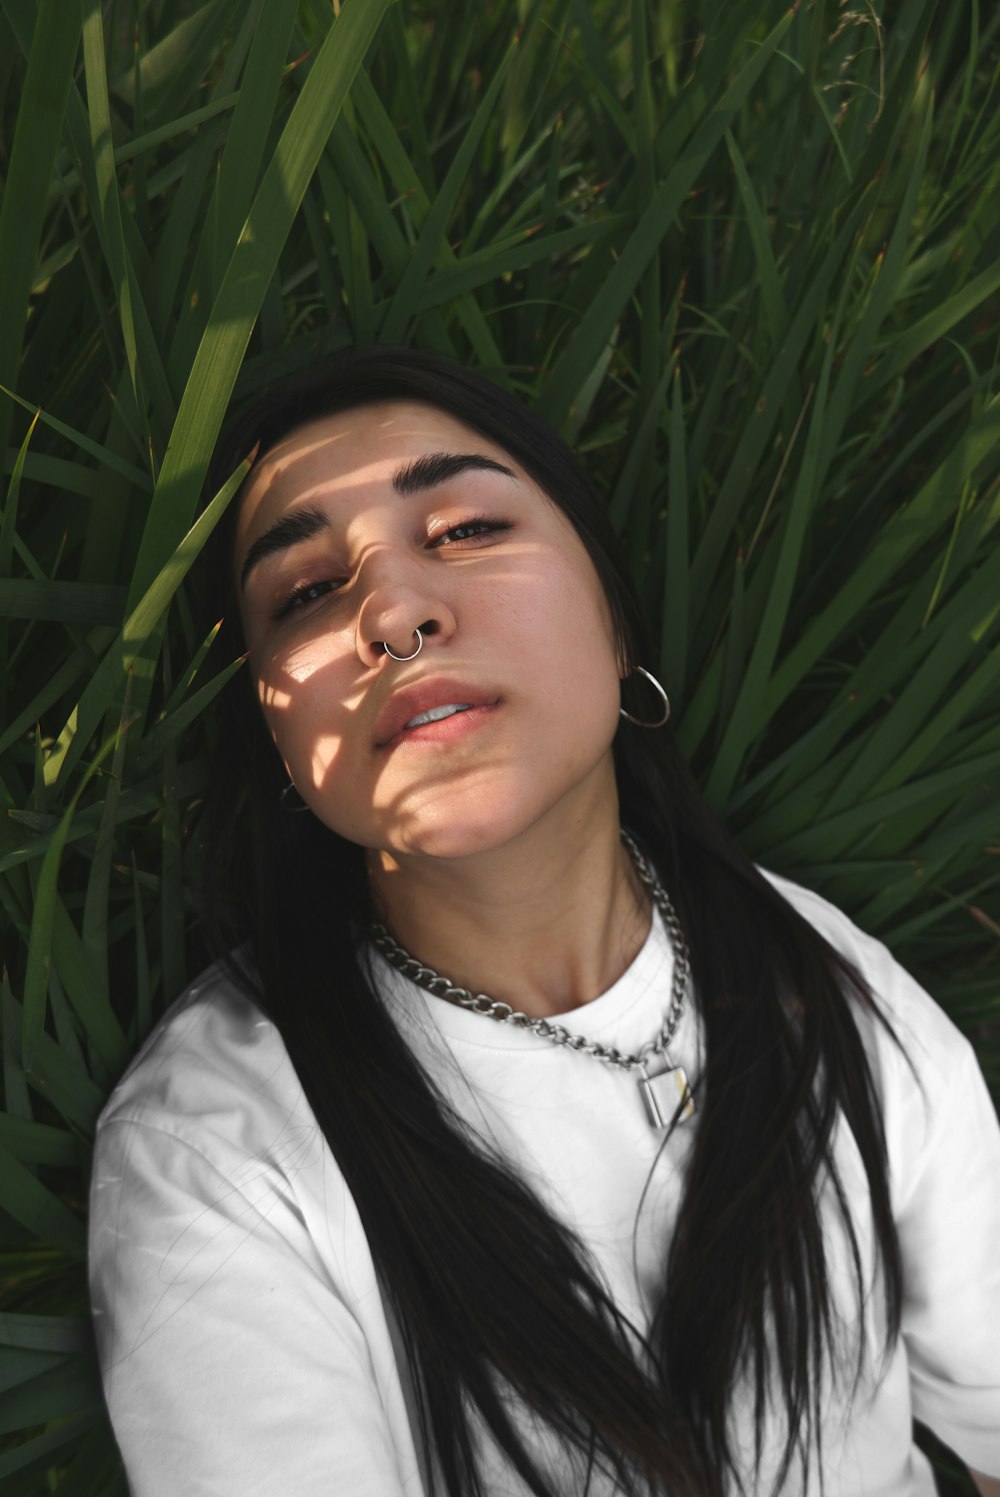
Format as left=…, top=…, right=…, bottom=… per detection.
left=279, top=780, right=310, bottom=813
left=619, top=667, right=670, bottom=729
left=381, top=628, right=423, bottom=662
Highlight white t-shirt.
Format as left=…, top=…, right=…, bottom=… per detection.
left=87, top=872, right=1000, bottom=1495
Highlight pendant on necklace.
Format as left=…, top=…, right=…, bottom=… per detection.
left=638, top=1057, right=695, bottom=1128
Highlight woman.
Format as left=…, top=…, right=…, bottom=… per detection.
left=88, top=348, right=1000, bottom=1496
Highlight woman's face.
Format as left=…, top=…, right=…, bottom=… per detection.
left=234, top=400, right=624, bottom=861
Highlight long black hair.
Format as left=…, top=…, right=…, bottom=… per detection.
left=197, top=346, right=904, bottom=1497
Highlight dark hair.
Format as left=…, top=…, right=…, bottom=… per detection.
left=198, top=346, right=904, bottom=1497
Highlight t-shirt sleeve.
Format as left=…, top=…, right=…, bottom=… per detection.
left=890, top=1031, right=1000, bottom=1475
left=765, top=872, right=1000, bottom=1476
left=88, top=1111, right=412, bottom=1497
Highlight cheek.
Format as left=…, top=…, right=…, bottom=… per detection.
left=256, top=676, right=294, bottom=715
left=539, top=558, right=620, bottom=677
left=251, top=643, right=362, bottom=792
left=506, top=559, right=621, bottom=750
left=251, top=671, right=296, bottom=767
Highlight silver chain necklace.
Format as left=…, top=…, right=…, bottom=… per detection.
left=369, top=829, right=696, bottom=1130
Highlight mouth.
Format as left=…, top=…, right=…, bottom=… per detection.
left=374, top=680, right=501, bottom=748
left=403, top=703, right=474, bottom=729
left=386, top=702, right=497, bottom=749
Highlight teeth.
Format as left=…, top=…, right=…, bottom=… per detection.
left=404, top=703, right=472, bottom=730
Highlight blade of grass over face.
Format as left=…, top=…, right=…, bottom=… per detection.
left=128, top=0, right=395, bottom=610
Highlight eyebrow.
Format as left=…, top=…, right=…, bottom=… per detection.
left=391, top=451, right=516, bottom=494
left=239, top=451, right=516, bottom=592
left=240, top=506, right=329, bottom=593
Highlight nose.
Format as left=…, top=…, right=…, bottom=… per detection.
left=355, top=552, right=457, bottom=668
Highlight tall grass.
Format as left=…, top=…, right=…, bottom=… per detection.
left=1, top=1, right=998, bottom=1488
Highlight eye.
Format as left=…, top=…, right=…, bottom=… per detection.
left=272, top=578, right=342, bottom=621
left=431, top=515, right=512, bottom=546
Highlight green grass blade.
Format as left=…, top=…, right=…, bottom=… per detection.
left=0, top=1352, right=102, bottom=1435
left=137, top=653, right=245, bottom=772
left=49, top=453, right=250, bottom=790
left=685, top=192, right=870, bottom=613
left=537, top=8, right=796, bottom=429
left=2, top=971, right=31, bottom=1121
left=0, top=1315, right=89, bottom=1355
left=80, top=0, right=164, bottom=458
left=661, top=366, right=690, bottom=700
left=0, top=645, right=102, bottom=757
left=0, top=582, right=126, bottom=625
left=0, top=1115, right=77, bottom=1168
left=128, top=0, right=394, bottom=610
left=707, top=280, right=844, bottom=803
left=210, top=3, right=298, bottom=297
left=21, top=733, right=127, bottom=1073
left=111, top=0, right=243, bottom=123
left=724, top=129, right=788, bottom=349
left=81, top=670, right=135, bottom=991
left=757, top=399, right=1000, bottom=734
left=380, top=47, right=516, bottom=346
left=0, top=1142, right=86, bottom=1259
left=0, top=385, right=151, bottom=489
left=0, top=0, right=82, bottom=466
left=0, top=1412, right=94, bottom=1482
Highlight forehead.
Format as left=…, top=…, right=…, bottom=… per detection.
left=234, top=400, right=524, bottom=553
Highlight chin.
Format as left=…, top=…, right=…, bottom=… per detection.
left=374, top=784, right=550, bottom=863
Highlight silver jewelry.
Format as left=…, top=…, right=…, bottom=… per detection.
left=370, top=829, right=695, bottom=1129
left=619, top=667, right=670, bottom=729
left=279, top=779, right=310, bottom=813
left=381, top=629, right=423, bottom=662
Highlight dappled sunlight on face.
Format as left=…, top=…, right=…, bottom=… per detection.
left=257, top=680, right=293, bottom=711
left=234, top=401, right=624, bottom=863
left=309, top=733, right=342, bottom=787
left=279, top=633, right=353, bottom=686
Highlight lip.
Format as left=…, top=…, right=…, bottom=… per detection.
left=374, top=677, right=502, bottom=748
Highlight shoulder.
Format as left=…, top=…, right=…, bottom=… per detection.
left=87, top=968, right=411, bottom=1493
left=94, top=958, right=325, bottom=1188
left=98, top=964, right=288, bottom=1137
left=89, top=959, right=377, bottom=1316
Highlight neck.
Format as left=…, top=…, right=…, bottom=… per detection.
left=366, top=798, right=651, bottom=1019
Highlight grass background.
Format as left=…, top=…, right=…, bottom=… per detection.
left=1, top=0, right=998, bottom=1489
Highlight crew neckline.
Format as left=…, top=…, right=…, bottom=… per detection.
left=369, top=902, right=684, bottom=1053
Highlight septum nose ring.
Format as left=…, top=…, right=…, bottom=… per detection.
left=380, top=628, right=423, bottom=662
